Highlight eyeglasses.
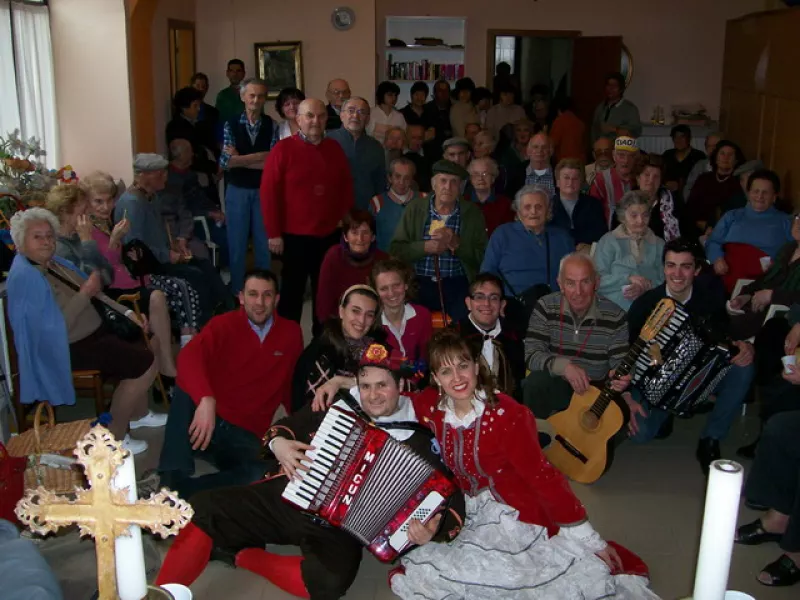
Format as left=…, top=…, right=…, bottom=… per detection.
left=471, top=293, right=502, bottom=303
left=345, top=107, right=369, bottom=116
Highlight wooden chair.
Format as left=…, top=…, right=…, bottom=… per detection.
left=115, top=292, right=170, bottom=406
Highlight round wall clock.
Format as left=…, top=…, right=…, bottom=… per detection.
left=332, top=7, right=356, bottom=31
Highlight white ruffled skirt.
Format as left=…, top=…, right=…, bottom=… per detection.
left=391, top=490, right=661, bottom=599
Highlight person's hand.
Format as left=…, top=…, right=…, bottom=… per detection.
left=312, top=379, right=341, bottom=412
left=110, top=218, right=130, bottom=246
left=189, top=396, right=216, bottom=451
left=423, top=237, right=448, bottom=255
left=223, top=145, right=239, bottom=157
left=730, top=294, right=751, bottom=310
left=271, top=437, right=314, bottom=480
left=784, top=323, right=800, bottom=355
left=79, top=271, right=103, bottom=297
left=127, top=311, right=149, bottom=333
left=407, top=513, right=443, bottom=546
left=623, top=393, right=647, bottom=437
left=269, top=237, right=284, bottom=255
left=76, top=214, right=94, bottom=242
left=623, top=282, right=644, bottom=301
left=169, top=249, right=183, bottom=264
left=713, top=257, right=729, bottom=276
left=782, top=364, right=800, bottom=385
left=564, top=363, right=591, bottom=395
left=596, top=544, right=624, bottom=574
left=751, top=289, right=774, bottom=312
left=629, top=275, right=651, bottom=290
left=608, top=370, right=631, bottom=393
left=177, top=237, right=192, bottom=260
left=208, top=209, right=225, bottom=225
left=576, top=243, right=591, bottom=254
left=731, top=340, right=755, bottom=368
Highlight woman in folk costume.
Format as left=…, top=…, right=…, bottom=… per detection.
left=390, top=329, right=661, bottom=599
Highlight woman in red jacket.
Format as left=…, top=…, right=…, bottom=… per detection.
left=391, top=329, right=659, bottom=599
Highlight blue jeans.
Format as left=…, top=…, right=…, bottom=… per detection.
left=157, top=387, right=268, bottom=498
left=415, top=275, right=470, bottom=323
left=0, top=519, right=63, bottom=600
left=225, top=184, right=270, bottom=294
left=630, top=361, right=755, bottom=442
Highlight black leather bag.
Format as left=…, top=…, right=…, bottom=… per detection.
left=122, top=239, right=163, bottom=278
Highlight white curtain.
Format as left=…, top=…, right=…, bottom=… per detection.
left=1, top=0, right=58, bottom=169
left=0, top=1, right=21, bottom=138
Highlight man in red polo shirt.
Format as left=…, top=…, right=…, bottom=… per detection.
left=158, top=269, right=303, bottom=498
left=261, top=97, right=354, bottom=336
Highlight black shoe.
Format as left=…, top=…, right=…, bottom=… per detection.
left=655, top=415, right=674, bottom=440
left=737, top=438, right=760, bottom=460
left=696, top=437, right=721, bottom=476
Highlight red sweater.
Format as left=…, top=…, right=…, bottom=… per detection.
left=382, top=303, right=433, bottom=368
left=177, top=308, right=304, bottom=437
left=260, top=135, right=354, bottom=238
left=475, top=194, right=516, bottom=236
left=315, top=244, right=388, bottom=323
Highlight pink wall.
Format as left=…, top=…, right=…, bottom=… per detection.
left=151, top=0, right=196, bottom=155
left=376, top=0, right=765, bottom=120
left=194, top=0, right=376, bottom=119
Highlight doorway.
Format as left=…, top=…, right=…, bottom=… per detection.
left=168, top=19, right=196, bottom=98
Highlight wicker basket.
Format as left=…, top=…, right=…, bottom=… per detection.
left=6, top=402, right=92, bottom=493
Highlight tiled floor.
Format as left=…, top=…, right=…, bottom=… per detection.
left=39, top=302, right=799, bottom=599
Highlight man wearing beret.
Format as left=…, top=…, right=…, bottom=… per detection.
left=115, top=153, right=233, bottom=323
left=391, top=159, right=487, bottom=322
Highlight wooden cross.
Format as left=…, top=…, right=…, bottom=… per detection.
left=15, top=426, right=194, bottom=600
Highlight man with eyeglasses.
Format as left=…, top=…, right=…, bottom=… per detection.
left=260, top=98, right=354, bottom=336
left=325, top=78, right=352, bottom=130
left=328, top=97, right=387, bottom=211
left=584, top=137, right=614, bottom=190
left=523, top=253, right=631, bottom=420
left=455, top=272, right=525, bottom=399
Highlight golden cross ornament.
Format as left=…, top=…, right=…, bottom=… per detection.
left=15, top=426, right=193, bottom=600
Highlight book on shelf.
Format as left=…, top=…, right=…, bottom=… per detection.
left=386, top=55, right=464, bottom=82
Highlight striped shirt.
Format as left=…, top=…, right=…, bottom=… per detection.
left=525, top=291, right=629, bottom=382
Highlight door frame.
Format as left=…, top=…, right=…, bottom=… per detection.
left=485, top=29, right=581, bottom=88
left=167, top=19, right=197, bottom=98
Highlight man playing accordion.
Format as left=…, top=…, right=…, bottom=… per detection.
left=155, top=342, right=464, bottom=600
left=626, top=237, right=756, bottom=474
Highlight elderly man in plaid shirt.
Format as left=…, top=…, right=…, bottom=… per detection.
left=391, top=159, right=487, bottom=322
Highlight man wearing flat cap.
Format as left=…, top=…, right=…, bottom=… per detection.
left=115, top=153, right=233, bottom=323
left=391, top=159, right=487, bottom=322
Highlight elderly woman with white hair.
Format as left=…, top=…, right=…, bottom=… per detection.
left=481, top=184, right=574, bottom=301
left=466, top=157, right=515, bottom=235
left=594, top=190, right=665, bottom=311
left=6, top=208, right=164, bottom=454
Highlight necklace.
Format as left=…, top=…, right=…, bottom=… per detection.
left=715, top=172, right=732, bottom=183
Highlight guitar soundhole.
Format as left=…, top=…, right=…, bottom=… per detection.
left=581, top=410, right=600, bottom=431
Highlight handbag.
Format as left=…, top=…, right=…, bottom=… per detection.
left=122, top=239, right=163, bottom=278
left=47, top=264, right=142, bottom=343
left=497, top=232, right=553, bottom=336
left=0, top=441, right=26, bottom=523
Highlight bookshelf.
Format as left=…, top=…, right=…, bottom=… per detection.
left=383, top=16, right=466, bottom=102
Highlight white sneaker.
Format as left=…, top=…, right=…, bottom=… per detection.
left=129, top=410, right=168, bottom=429
left=123, top=435, right=149, bottom=456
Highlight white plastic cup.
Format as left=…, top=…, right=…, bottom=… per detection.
left=160, top=584, right=193, bottom=600
left=782, top=355, right=796, bottom=374
left=760, top=256, right=772, bottom=272
left=724, top=592, right=756, bottom=600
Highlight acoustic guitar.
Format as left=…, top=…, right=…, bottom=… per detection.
left=544, top=299, right=676, bottom=484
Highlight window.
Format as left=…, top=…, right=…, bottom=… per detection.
left=495, top=36, right=516, bottom=74
left=0, top=0, right=58, bottom=168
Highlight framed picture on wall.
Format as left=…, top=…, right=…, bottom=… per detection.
left=254, top=41, right=304, bottom=99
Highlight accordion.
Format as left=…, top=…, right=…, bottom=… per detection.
left=281, top=402, right=456, bottom=562
left=631, top=299, right=735, bottom=415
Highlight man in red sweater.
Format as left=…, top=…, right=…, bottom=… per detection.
left=157, top=269, right=303, bottom=498
left=261, top=97, right=354, bottom=336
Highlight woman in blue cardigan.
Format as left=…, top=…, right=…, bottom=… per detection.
left=7, top=208, right=162, bottom=455
left=481, top=184, right=574, bottom=297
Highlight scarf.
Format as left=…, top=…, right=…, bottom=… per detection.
left=469, top=314, right=502, bottom=371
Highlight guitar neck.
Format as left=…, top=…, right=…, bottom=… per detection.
left=589, top=337, right=646, bottom=417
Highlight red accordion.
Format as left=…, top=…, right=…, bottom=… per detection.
left=281, top=404, right=456, bottom=562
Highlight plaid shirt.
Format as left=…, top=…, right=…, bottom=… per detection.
left=525, top=166, right=556, bottom=195
left=416, top=196, right=464, bottom=279
left=220, top=113, right=263, bottom=170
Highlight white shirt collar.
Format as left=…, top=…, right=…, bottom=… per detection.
left=666, top=285, right=693, bottom=304
left=468, top=314, right=501, bottom=371
left=381, top=303, right=416, bottom=358
left=443, top=391, right=487, bottom=429
left=343, top=386, right=417, bottom=441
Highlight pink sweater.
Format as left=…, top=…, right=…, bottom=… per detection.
left=91, top=227, right=147, bottom=289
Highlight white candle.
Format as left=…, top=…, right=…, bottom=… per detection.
left=692, top=460, right=743, bottom=600
left=113, top=450, right=148, bottom=600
